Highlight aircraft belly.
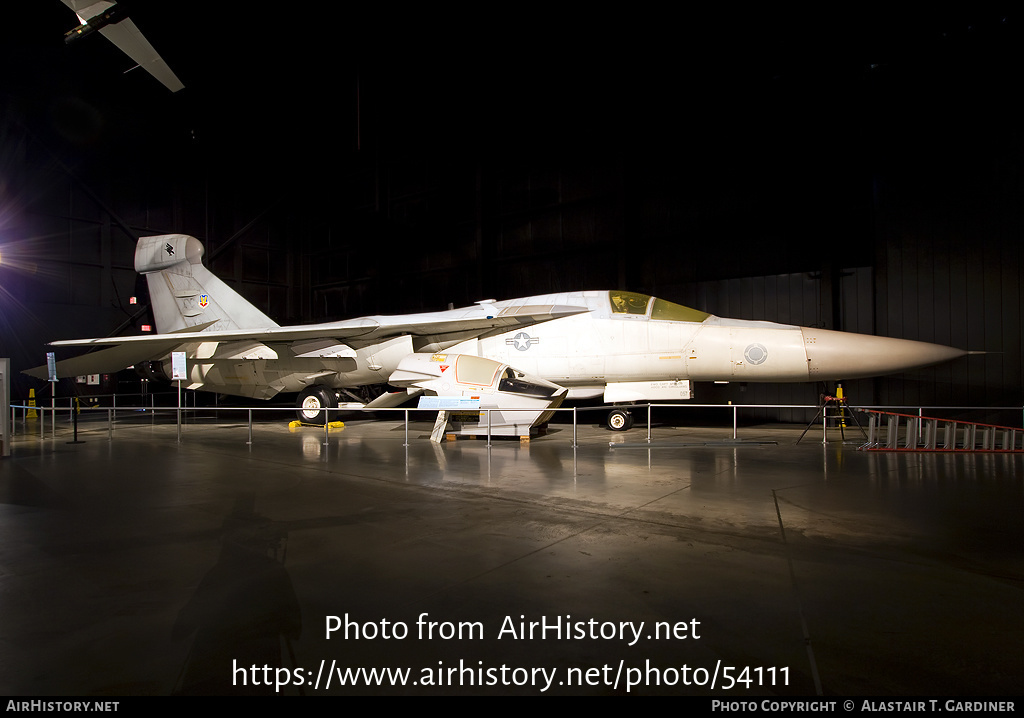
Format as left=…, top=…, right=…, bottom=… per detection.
left=184, top=360, right=265, bottom=398
left=179, top=354, right=388, bottom=399
left=603, top=353, right=676, bottom=381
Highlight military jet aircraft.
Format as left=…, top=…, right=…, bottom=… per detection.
left=26, top=235, right=587, bottom=423
left=28, top=234, right=967, bottom=430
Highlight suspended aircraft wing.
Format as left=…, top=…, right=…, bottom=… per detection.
left=96, top=17, right=185, bottom=92
left=61, top=0, right=185, bottom=92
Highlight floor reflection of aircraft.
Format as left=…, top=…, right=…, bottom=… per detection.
left=28, top=234, right=967, bottom=431
left=60, top=1, right=184, bottom=92
left=172, top=495, right=300, bottom=695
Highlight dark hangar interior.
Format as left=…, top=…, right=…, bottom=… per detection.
left=1, top=5, right=1023, bottom=698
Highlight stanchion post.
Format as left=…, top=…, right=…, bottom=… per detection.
left=176, top=379, right=182, bottom=444
left=67, top=400, right=85, bottom=445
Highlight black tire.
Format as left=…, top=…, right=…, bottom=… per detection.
left=296, top=385, right=336, bottom=425
left=607, top=408, right=633, bottom=431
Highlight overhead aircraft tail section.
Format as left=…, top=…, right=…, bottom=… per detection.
left=135, top=235, right=279, bottom=335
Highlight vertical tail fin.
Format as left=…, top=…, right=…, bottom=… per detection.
left=134, top=235, right=279, bottom=334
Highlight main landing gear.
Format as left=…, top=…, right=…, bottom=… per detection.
left=296, top=385, right=337, bottom=425
left=607, top=408, right=634, bottom=431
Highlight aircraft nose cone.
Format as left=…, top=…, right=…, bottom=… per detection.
left=801, top=328, right=967, bottom=380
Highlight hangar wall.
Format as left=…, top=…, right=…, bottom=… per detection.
left=873, top=207, right=1024, bottom=409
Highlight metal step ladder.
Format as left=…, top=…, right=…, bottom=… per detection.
left=858, top=410, right=1024, bottom=452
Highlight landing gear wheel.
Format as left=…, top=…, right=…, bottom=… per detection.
left=296, top=385, right=336, bottom=425
left=607, top=408, right=634, bottom=431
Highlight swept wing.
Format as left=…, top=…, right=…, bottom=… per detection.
left=61, top=1, right=185, bottom=92
left=25, top=303, right=587, bottom=379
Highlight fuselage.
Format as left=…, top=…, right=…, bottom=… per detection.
left=463, top=290, right=965, bottom=395
left=158, top=290, right=966, bottom=401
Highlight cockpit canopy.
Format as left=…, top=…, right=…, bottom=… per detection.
left=608, top=291, right=710, bottom=323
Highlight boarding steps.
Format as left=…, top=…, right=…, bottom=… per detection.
left=858, top=410, right=1024, bottom=452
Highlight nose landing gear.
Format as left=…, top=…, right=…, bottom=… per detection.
left=607, top=408, right=634, bottom=431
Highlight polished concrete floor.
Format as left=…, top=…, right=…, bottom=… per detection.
left=1, top=411, right=1022, bottom=696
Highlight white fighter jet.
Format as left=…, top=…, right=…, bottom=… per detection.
left=28, top=234, right=967, bottom=429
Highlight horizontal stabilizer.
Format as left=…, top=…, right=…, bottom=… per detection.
left=22, top=338, right=185, bottom=380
